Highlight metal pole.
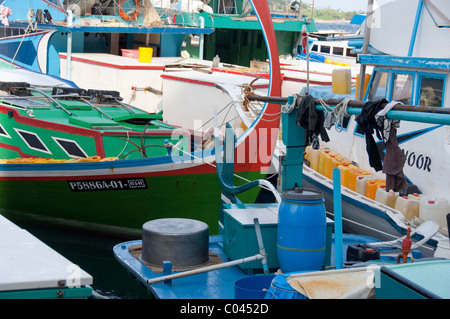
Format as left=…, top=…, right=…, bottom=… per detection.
left=357, top=0, right=374, bottom=100
left=333, top=169, right=343, bottom=270
left=199, top=16, right=205, bottom=60
left=408, top=0, right=423, bottom=57
left=254, top=218, right=269, bottom=274
left=146, top=253, right=265, bottom=285
left=246, top=94, right=450, bottom=115
left=66, top=10, right=73, bottom=81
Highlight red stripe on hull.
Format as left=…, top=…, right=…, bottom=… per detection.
left=0, top=158, right=265, bottom=181
left=59, top=54, right=166, bottom=70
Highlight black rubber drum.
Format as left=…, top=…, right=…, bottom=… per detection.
left=140, top=218, right=210, bottom=269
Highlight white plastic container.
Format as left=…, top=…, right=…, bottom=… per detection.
left=309, top=148, right=321, bottom=171
left=375, top=188, right=398, bottom=208
left=212, top=55, right=220, bottom=68
left=419, top=196, right=450, bottom=229
left=332, top=69, right=351, bottom=94
left=355, top=175, right=375, bottom=195
left=408, top=193, right=422, bottom=201
left=395, top=196, right=419, bottom=221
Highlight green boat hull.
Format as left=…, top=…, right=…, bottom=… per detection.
left=0, top=170, right=265, bottom=237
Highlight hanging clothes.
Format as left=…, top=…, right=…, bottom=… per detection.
left=355, top=99, right=387, bottom=171
left=383, top=127, right=408, bottom=191
left=375, top=101, right=401, bottom=142
left=375, top=101, right=408, bottom=192
left=0, top=6, right=12, bottom=27
left=296, top=94, right=330, bottom=149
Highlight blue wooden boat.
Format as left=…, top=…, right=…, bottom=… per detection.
left=112, top=90, right=449, bottom=299
left=112, top=0, right=390, bottom=300
left=112, top=108, right=390, bottom=299
left=275, top=0, right=450, bottom=259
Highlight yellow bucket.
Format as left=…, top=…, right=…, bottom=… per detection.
left=139, top=47, right=153, bottom=63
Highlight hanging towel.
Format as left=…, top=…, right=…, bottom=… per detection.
left=383, top=127, right=408, bottom=191
left=374, top=101, right=408, bottom=191
left=355, top=99, right=387, bottom=171
left=296, top=94, right=329, bottom=149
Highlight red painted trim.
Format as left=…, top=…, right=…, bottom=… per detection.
left=160, top=74, right=216, bottom=87
left=0, top=143, right=36, bottom=158
left=59, top=54, right=166, bottom=70
left=250, top=0, right=281, bottom=128
left=160, top=73, right=269, bottom=89
left=281, top=67, right=357, bottom=80
left=0, top=159, right=258, bottom=181
left=283, top=76, right=332, bottom=85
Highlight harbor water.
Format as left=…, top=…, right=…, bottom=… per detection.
left=316, top=22, right=360, bottom=34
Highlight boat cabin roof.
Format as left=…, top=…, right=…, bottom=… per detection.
left=361, top=55, right=450, bottom=107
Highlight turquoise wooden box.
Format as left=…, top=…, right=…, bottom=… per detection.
left=223, top=204, right=333, bottom=273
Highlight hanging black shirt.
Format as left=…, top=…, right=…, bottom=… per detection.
left=296, top=94, right=330, bottom=149
left=355, top=99, right=387, bottom=171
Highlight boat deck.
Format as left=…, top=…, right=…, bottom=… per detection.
left=0, top=215, right=93, bottom=298
left=114, top=235, right=250, bottom=299
left=113, top=232, right=385, bottom=299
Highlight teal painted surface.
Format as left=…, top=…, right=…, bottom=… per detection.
left=359, top=54, right=450, bottom=70
left=375, top=260, right=450, bottom=299
left=0, top=286, right=92, bottom=299
left=223, top=205, right=279, bottom=271
left=281, top=110, right=305, bottom=191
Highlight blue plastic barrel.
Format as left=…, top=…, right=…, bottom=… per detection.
left=265, top=273, right=308, bottom=299
left=234, top=275, right=275, bottom=299
left=277, top=187, right=326, bottom=273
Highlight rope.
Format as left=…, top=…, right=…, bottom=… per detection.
left=10, top=11, right=35, bottom=66
left=319, top=96, right=352, bottom=132
left=281, top=94, right=298, bottom=114
left=242, top=81, right=281, bottom=122
left=116, top=130, right=130, bottom=158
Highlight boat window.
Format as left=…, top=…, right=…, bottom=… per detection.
left=311, top=44, right=318, bottom=52
left=15, top=129, right=50, bottom=154
left=54, top=138, right=88, bottom=158
left=367, top=70, right=389, bottom=101
left=320, top=45, right=330, bottom=54
left=332, top=47, right=344, bottom=56
left=346, top=48, right=357, bottom=58
left=392, top=73, right=414, bottom=104
left=418, top=76, right=444, bottom=107
left=0, top=124, right=10, bottom=138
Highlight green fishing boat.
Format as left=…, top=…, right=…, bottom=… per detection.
left=0, top=58, right=280, bottom=236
